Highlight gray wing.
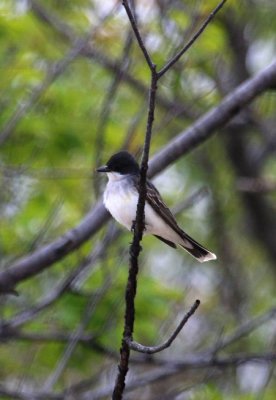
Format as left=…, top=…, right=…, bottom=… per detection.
left=145, top=180, right=183, bottom=236
left=132, top=177, right=178, bottom=248
left=146, top=181, right=215, bottom=261
left=133, top=177, right=216, bottom=261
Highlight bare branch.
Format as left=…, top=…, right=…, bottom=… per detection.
left=0, top=386, right=62, bottom=400
left=127, top=300, right=200, bottom=354
left=211, top=306, right=276, bottom=353
left=172, top=186, right=209, bottom=214
left=112, top=0, right=222, bottom=395
left=112, top=20, right=158, bottom=400
left=149, top=61, right=276, bottom=176
left=237, top=177, right=276, bottom=193
left=43, top=269, right=116, bottom=391
left=122, top=0, right=155, bottom=71
left=0, top=201, right=109, bottom=294
left=0, top=352, right=275, bottom=400
left=0, top=33, right=91, bottom=146
left=157, top=0, right=228, bottom=78
left=64, top=355, right=276, bottom=399
left=29, top=0, right=76, bottom=41
left=2, top=230, right=115, bottom=330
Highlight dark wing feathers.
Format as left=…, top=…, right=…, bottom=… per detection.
left=145, top=181, right=213, bottom=260
left=153, top=235, right=177, bottom=248
left=133, top=177, right=214, bottom=261
left=146, top=180, right=184, bottom=236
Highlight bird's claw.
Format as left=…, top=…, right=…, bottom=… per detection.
left=131, top=220, right=136, bottom=232
left=131, top=220, right=148, bottom=233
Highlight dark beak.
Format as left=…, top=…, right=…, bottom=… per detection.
left=96, top=165, right=110, bottom=173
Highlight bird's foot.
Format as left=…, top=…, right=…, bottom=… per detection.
left=131, top=219, right=148, bottom=233
left=131, top=220, right=136, bottom=232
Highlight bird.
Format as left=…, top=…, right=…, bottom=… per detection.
left=97, top=151, right=216, bottom=263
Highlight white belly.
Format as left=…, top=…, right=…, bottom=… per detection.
left=103, top=177, right=139, bottom=231
left=104, top=185, right=137, bottom=230
left=103, top=175, right=181, bottom=244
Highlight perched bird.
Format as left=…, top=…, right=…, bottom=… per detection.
left=97, top=151, right=216, bottom=263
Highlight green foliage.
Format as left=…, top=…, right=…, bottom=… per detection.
left=0, top=0, right=275, bottom=398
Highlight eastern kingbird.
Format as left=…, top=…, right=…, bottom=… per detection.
left=97, top=151, right=216, bottom=262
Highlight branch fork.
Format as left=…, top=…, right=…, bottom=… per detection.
left=113, top=2, right=228, bottom=398
left=126, top=300, right=200, bottom=355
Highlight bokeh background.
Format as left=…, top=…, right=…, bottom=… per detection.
left=0, top=0, right=276, bottom=399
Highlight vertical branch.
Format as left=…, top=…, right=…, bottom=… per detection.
left=113, top=0, right=228, bottom=398
left=122, top=0, right=154, bottom=70
left=112, top=61, right=158, bottom=400
left=112, top=0, right=158, bottom=396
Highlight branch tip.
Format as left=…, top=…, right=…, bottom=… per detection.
left=157, top=0, right=228, bottom=78
left=126, top=299, right=200, bottom=355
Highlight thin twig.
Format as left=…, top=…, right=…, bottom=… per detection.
left=237, top=177, right=276, bottom=193
left=126, top=300, right=200, bottom=354
left=67, top=354, right=276, bottom=399
left=122, top=0, right=155, bottom=71
left=0, top=352, right=275, bottom=400
left=93, top=31, right=133, bottom=196
left=158, top=0, right=228, bottom=78
left=172, top=186, right=209, bottom=214
left=43, top=263, right=117, bottom=391
left=0, top=3, right=119, bottom=146
left=0, top=34, right=90, bottom=146
left=149, top=61, right=276, bottom=177
left=28, top=198, right=63, bottom=252
left=2, top=228, right=116, bottom=330
left=210, top=306, right=276, bottom=354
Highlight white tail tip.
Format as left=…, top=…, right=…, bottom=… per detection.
left=198, top=252, right=217, bottom=263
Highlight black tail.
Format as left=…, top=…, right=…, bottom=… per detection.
left=179, top=231, right=216, bottom=263
left=154, top=232, right=216, bottom=263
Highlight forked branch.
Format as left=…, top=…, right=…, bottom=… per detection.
left=126, top=300, right=200, bottom=354
left=113, top=0, right=227, bottom=398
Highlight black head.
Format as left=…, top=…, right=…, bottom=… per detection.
left=96, top=151, right=140, bottom=175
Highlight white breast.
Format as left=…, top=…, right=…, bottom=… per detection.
left=102, top=173, right=182, bottom=245
left=103, top=174, right=138, bottom=231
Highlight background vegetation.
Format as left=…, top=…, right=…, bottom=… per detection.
left=0, top=0, right=275, bottom=399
